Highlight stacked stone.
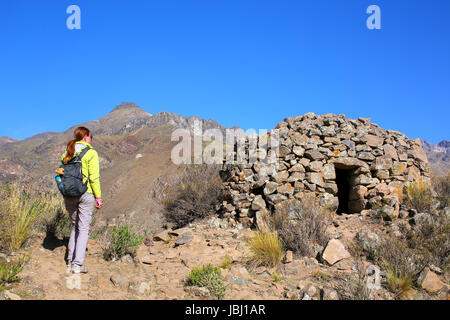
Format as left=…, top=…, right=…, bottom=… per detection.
left=220, top=113, right=431, bottom=227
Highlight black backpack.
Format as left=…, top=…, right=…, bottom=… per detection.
left=57, top=148, right=90, bottom=197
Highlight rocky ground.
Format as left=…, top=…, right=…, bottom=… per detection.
left=1, top=212, right=448, bottom=301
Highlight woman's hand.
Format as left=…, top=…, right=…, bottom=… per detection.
left=95, top=198, right=103, bottom=210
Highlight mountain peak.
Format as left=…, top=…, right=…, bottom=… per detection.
left=110, top=102, right=142, bottom=112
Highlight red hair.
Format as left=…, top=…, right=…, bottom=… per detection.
left=63, top=127, right=91, bottom=163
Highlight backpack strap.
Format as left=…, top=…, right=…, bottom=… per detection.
left=76, top=147, right=90, bottom=161
left=73, top=147, right=91, bottom=186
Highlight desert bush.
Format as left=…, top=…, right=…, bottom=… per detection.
left=354, top=211, right=449, bottom=298
left=0, top=182, right=63, bottom=252
left=186, top=264, right=227, bottom=299
left=269, top=198, right=332, bottom=257
left=162, top=164, right=223, bottom=228
left=246, top=230, right=283, bottom=269
left=336, top=271, right=372, bottom=300
left=366, top=237, right=427, bottom=299
left=102, top=224, right=145, bottom=261
left=0, top=256, right=29, bottom=286
left=432, top=171, right=450, bottom=209
left=406, top=213, right=450, bottom=272
left=404, top=178, right=434, bottom=212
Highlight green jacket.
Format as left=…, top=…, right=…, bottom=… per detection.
left=61, top=141, right=102, bottom=198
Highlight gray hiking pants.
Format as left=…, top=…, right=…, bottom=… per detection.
left=64, top=192, right=96, bottom=266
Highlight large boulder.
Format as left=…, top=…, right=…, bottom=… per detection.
left=418, top=268, right=445, bottom=293
left=321, top=239, right=351, bottom=265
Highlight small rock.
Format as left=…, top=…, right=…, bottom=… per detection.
left=411, top=213, right=433, bottom=226
left=321, top=239, right=351, bottom=265
left=128, top=278, right=151, bottom=296
left=429, top=264, right=443, bottom=275
left=2, top=290, right=21, bottom=300
left=322, top=287, right=339, bottom=300
left=229, top=275, right=247, bottom=286
left=110, top=273, right=128, bottom=288
left=140, top=255, right=153, bottom=265
left=144, top=236, right=154, bottom=247
left=418, top=268, right=445, bottom=293
left=120, top=254, right=133, bottom=264
left=399, top=210, right=409, bottom=219
left=355, top=228, right=380, bottom=254
left=0, top=253, right=10, bottom=263
left=153, top=230, right=172, bottom=242
left=186, top=286, right=210, bottom=297
left=306, top=285, right=319, bottom=298
left=175, top=232, right=193, bottom=246
left=283, top=251, right=294, bottom=264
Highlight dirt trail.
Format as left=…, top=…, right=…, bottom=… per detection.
left=3, top=215, right=445, bottom=300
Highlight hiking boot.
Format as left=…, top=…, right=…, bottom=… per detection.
left=71, top=264, right=88, bottom=274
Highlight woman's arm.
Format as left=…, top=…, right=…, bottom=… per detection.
left=88, top=150, right=102, bottom=204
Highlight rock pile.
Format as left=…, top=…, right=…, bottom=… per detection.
left=220, top=113, right=431, bottom=227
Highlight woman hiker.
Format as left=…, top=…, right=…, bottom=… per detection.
left=61, top=126, right=103, bottom=274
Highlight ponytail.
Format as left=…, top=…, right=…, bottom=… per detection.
left=63, top=139, right=77, bottom=163
left=63, top=126, right=91, bottom=163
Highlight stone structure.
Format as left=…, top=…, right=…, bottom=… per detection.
left=219, top=113, right=431, bottom=228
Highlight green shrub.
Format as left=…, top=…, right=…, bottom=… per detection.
left=163, top=165, right=223, bottom=228
left=0, top=256, right=29, bottom=285
left=186, top=264, right=227, bottom=299
left=102, top=224, right=145, bottom=261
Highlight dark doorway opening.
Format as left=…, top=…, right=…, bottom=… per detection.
left=335, top=169, right=352, bottom=214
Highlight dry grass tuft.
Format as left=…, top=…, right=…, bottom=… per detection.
left=0, top=182, right=64, bottom=252
left=404, top=178, right=434, bottom=212
left=246, top=230, right=284, bottom=269
left=432, top=170, right=450, bottom=209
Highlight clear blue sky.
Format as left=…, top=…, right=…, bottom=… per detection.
left=1, top=0, right=449, bottom=143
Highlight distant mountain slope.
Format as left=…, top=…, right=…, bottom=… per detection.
left=0, top=136, right=19, bottom=145
left=421, top=140, right=450, bottom=176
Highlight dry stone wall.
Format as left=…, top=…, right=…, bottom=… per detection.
left=219, top=112, right=431, bottom=228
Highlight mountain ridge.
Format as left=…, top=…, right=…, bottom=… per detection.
left=421, top=139, right=450, bottom=175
